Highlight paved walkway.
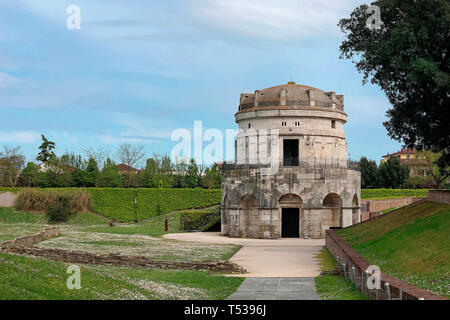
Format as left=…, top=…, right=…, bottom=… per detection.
left=163, top=232, right=324, bottom=277
left=227, top=277, right=320, bottom=300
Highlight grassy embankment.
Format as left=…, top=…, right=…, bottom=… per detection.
left=337, top=201, right=450, bottom=298
left=314, top=248, right=368, bottom=300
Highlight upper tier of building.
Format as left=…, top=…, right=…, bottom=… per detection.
left=237, top=81, right=344, bottom=113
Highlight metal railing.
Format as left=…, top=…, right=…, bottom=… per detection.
left=222, top=158, right=360, bottom=171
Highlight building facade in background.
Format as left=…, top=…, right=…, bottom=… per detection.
left=221, top=82, right=361, bottom=239
left=380, top=149, right=431, bottom=177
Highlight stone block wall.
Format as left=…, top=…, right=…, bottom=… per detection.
left=1, top=227, right=60, bottom=247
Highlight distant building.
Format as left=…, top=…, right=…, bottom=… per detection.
left=117, top=163, right=139, bottom=175
left=380, top=149, right=431, bottom=177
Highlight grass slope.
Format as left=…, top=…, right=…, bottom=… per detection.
left=0, top=252, right=243, bottom=300
left=337, top=201, right=450, bottom=297
left=314, top=247, right=367, bottom=300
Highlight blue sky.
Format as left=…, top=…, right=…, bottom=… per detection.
left=0, top=0, right=402, bottom=167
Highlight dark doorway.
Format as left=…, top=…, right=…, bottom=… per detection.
left=283, top=139, right=299, bottom=166
left=282, top=208, right=300, bottom=237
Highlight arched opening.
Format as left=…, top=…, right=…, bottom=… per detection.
left=352, top=194, right=359, bottom=224
left=279, top=194, right=302, bottom=238
left=238, top=194, right=258, bottom=237
left=322, top=193, right=342, bottom=229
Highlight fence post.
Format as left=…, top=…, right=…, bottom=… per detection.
left=384, top=282, right=391, bottom=300
left=351, top=266, right=356, bottom=289
left=342, top=263, right=347, bottom=279
left=361, top=271, right=365, bottom=295
left=399, top=288, right=403, bottom=300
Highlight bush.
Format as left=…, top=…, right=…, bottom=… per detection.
left=361, top=188, right=428, bottom=199
left=15, top=188, right=92, bottom=213
left=46, top=195, right=71, bottom=222
left=180, top=208, right=220, bottom=231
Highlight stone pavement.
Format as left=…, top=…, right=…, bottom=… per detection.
left=163, top=232, right=324, bottom=277
left=227, top=277, right=320, bottom=300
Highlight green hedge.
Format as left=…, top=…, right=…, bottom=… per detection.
left=86, top=188, right=221, bottom=222
left=361, top=189, right=429, bottom=200
left=0, top=187, right=221, bottom=222
left=0, top=187, right=22, bottom=194
left=180, top=209, right=220, bottom=231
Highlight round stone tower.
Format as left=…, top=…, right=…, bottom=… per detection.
left=221, top=82, right=361, bottom=239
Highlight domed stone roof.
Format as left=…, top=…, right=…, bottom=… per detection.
left=239, top=81, right=344, bottom=111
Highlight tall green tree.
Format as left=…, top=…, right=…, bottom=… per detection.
left=378, top=157, right=410, bottom=188
left=84, top=157, right=99, bottom=187
left=18, top=162, right=40, bottom=187
left=98, top=158, right=122, bottom=187
left=339, top=0, right=450, bottom=178
left=185, top=158, right=200, bottom=188
left=36, top=135, right=56, bottom=164
left=360, top=156, right=379, bottom=189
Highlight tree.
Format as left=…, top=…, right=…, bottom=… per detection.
left=84, top=157, right=99, bottom=187
left=115, top=143, right=145, bottom=168
left=0, top=146, right=25, bottom=187
left=378, top=157, right=410, bottom=188
left=18, top=162, right=40, bottom=187
left=185, top=158, right=200, bottom=188
left=202, top=163, right=221, bottom=189
left=36, top=134, right=56, bottom=164
left=360, top=156, right=379, bottom=188
left=418, top=150, right=450, bottom=189
left=84, top=147, right=109, bottom=170
left=98, top=158, right=122, bottom=187
left=339, top=1, right=450, bottom=178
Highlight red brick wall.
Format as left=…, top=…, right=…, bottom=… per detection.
left=427, top=190, right=450, bottom=204
left=361, top=197, right=424, bottom=213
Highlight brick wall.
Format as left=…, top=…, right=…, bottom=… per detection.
left=0, top=192, right=16, bottom=207
left=325, top=230, right=447, bottom=300
left=427, top=190, right=450, bottom=204
left=361, top=197, right=424, bottom=213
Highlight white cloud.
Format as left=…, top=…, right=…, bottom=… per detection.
left=0, top=131, right=40, bottom=143
left=190, top=0, right=362, bottom=41
left=0, top=71, right=20, bottom=87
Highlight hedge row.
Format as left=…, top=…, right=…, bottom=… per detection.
left=361, top=189, right=429, bottom=199
left=86, top=188, right=221, bottom=222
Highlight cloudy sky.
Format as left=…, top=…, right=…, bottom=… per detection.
left=0, top=0, right=402, bottom=166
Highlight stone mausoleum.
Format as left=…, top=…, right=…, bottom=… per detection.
left=221, top=82, right=361, bottom=239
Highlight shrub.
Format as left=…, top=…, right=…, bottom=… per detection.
left=15, top=188, right=92, bottom=213
left=180, top=208, right=220, bottom=231
left=361, top=189, right=428, bottom=199
left=46, top=195, right=71, bottom=222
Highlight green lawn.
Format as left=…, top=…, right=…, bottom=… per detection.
left=0, top=206, right=244, bottom=300
left=337, top=201, right=450, bottom=298
left=0, top=252, right=243, bottom=300
left=314, top=247, right=367, bottom=300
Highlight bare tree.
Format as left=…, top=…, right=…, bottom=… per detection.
left=84, top=147, right=110, bottom=169
left=0, top=145, right=25, bottom=187
left=115, top=143, right=145, bottom=168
